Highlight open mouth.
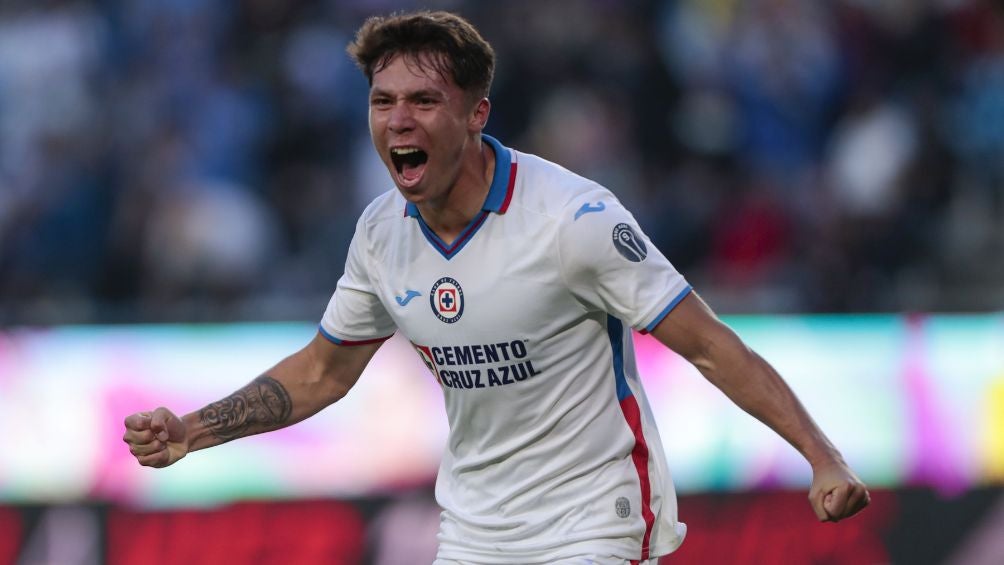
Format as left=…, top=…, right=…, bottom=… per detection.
left=390, top=147, right=429, bottom=185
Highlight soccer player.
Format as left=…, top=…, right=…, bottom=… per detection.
left=123, top=11, right=869, bottom=564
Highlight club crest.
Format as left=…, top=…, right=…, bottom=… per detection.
left=612, top=223, right=647, bottom=262
left=430, top=277, right=464, bottom=323
left=615, top=496, right=631, bottom=518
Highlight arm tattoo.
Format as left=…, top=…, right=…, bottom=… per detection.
left=199, top=375, right=293, bottom=442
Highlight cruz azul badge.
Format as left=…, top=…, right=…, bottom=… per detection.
left=430, top=277, right=464, bottom=323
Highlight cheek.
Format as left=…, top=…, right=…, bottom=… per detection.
left=369, top=108, right=390, bottom=131
left=369, top=122, right=389, bottom=152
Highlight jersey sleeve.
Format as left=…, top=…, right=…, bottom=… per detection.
left=319, top=215, right=396, bottom=345
left=557, top=188, right=692, bottom=333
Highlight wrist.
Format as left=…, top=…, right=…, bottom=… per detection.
left=806, top=444, right=845, bottom=470
left=180, top=411, right=213, bottom=452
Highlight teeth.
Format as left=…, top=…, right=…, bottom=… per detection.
left=391, top=147, right=421, bottom=155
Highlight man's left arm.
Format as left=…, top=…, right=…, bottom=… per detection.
left=650, top=291, right=870, bottom=522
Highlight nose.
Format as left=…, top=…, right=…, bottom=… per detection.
left=387, top=102, right=415, bottom=133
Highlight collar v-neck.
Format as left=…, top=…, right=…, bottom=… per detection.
left=404, top=134, right=517, bottom=260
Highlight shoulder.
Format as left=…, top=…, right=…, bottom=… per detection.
left=509, top=150, right=618, bottom=221
left=348, top=188, right=409, bottom=260
left=355, top=188, right=407, bottom=233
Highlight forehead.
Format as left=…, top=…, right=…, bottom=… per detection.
left=371, top=52, right=459, bottom=93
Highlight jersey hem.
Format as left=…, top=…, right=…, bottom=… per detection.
left=647, top=539, right=686, bottom=559
left=436, top=540, right=656, bottom=563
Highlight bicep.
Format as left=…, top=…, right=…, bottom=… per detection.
left=649, top=291, right=750, bottom=373
left=297, top=332, right=384, bottom=399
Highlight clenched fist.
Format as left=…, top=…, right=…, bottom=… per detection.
left=809, top=456, right=870, bottom=522
left=122, top=407, right=189, bottom=468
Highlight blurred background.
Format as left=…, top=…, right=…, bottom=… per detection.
left=1, top=0, right=1003, bottom=563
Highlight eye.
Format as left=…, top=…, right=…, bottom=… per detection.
left=417, top=97, right=437, bottom=108
left=370, top=97, right=392, bottom=108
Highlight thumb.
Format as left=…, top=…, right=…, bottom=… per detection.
left=823, top=486, right=850, bottom=520
left=150, top=407, right=184, bottom=442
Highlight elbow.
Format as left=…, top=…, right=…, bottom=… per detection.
left=682, top=335, right=717, bottom=374
left=326, top=379, right=352, bottom=404
left=310, top=366, right=352, bottom=405
left=315, top=361, right=362, bottom=405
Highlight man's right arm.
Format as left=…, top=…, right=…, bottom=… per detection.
left=122, top=332, right=382, bottom=468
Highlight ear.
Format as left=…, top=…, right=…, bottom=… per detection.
left=468, top=97, right=491, bottom=133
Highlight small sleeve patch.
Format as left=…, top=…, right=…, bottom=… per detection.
left=612, top=223, right=648, bottom=262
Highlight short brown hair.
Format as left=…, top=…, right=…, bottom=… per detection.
left=347, top=11, right=495, bottom=100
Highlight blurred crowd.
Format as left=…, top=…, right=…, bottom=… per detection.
left=1, top=0, right=1003, bottom=325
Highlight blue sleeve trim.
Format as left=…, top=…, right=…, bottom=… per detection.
left=318, top=325, right=393, bottom=346
left=642, top=285, right=693, bottom=334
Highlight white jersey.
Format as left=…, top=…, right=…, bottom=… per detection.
left=320, top=135, right=691, bottom=562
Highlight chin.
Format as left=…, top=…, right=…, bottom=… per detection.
left=395, top=181, right=423, bottom=196
left=396, top=185, right=430, bottom=205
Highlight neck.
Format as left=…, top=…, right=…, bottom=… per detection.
left=418, top=137, right=495, bottom=244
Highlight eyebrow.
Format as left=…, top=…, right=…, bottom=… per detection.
left=369, top=88, right=445, bottom=101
